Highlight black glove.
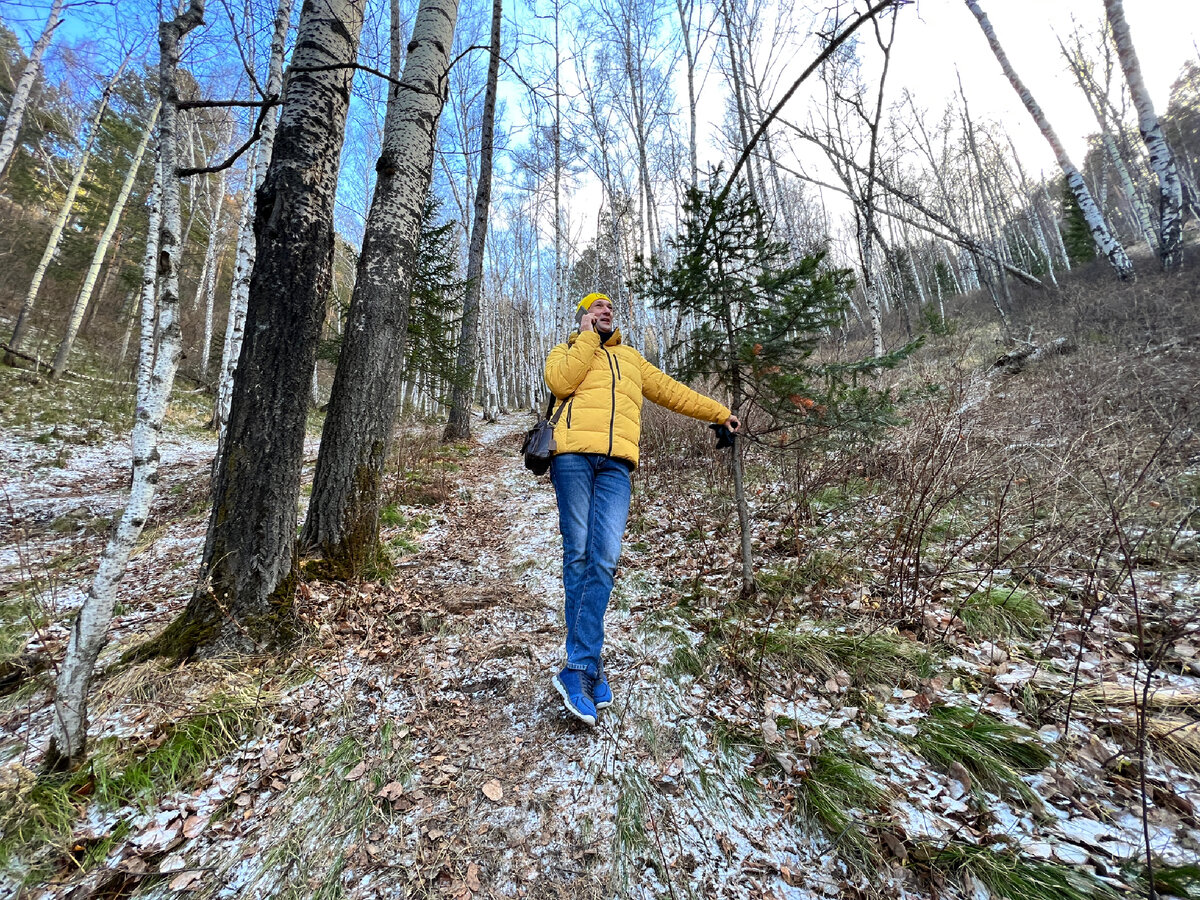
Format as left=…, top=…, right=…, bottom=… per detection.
left=709, top=422, right=736, bottom=449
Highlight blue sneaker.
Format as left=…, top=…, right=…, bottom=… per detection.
left=553, top=668, right=597, bottom=726
left=592, top=666, right=613, bottom=710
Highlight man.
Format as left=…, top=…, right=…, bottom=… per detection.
left=544, top=292, right=741, bottom=726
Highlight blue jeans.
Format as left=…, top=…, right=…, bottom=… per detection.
left=550, top=453, right=633, bottom=678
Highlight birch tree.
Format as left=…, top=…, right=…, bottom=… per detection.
left=301, top=0, right=460, bottom=576
left=6, top=60, right=125, bottom=362
left=195, top=117, right=234, bottom=380
left=1104, top=0, right=1185, bottom=270
left=212, top=0, right=294, bottom=436
left=964, top=0, right=1134, bottom=280
left=45, top=1, right=205, bottom=772
left=0, top=0, right=63, bottom=182
left=444, top=0, right=501, bottom=442
left=50, top=102, right=161, bottom=380
left=1059, top=29, right=1157, bottom=253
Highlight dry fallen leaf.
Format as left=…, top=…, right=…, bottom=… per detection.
left=466, top=862, right=482, bottom=892
left=377, top=781, right=405, bottom=802
left=169, top=870, right=203, bottom=891
left=159, top=853, right=187, bottom=873
left=345, top=761, right=368, bottom=782
left=881, top=831, right=909, bottom=862
left=481, top=779, right=503, bottom=802
left=182, top=815, right=209, bottom=840
left=761, top=717, right=780, bottom=745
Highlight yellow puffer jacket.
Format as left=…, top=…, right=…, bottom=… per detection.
left=544, top=329, right=731, bottom=467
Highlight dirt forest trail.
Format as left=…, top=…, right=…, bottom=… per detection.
left=1, top=414, right=826, bottom=900
left=253, top=418, right=818, bottom=900
left=6, top=405, right=1199, bottom=900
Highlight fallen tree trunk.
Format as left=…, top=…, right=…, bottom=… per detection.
left=991, top=336, right=1076, bottom=376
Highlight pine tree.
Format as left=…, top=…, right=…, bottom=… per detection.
left=1061, top=181, right=1097, bottom=266
left=633, top=171, right=856, bottom=594
left=405, top=195, right=465, bottom=410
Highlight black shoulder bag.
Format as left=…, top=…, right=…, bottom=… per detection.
left=521, top=394, right=569, bottom=475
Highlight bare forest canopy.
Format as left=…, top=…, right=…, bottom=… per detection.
left=0, top=0, right=1196, bottom=393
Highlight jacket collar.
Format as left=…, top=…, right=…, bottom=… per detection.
left=568, top=327, right=622, bottom=347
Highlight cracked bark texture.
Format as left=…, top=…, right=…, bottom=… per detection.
left=300, top=0, right=459, bottom=574
left=178, top=0, right=367, bottom=655
left=213, top=0, right=294, bottom=438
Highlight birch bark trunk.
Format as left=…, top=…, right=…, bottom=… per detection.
left=196, top=120, right=234, bottom=380
left=7, top=64, right=124, bottom=362
left=676, top=0, right=699, bottom=188
left=299, top=0, right=458, bottom=576
left=1058, top=39, right=1158, bottom=252
left=165, top=0, right=366, bottom=656
left=0, top=0, right=63, bottom=182
left=212, top=0, right=293, bottom=436
left=1104, top=0, right=1185, bottom=270
left=45, top=1, right=204, bottom=771
left=965, top=0, right=1133, bottom=279
left=51, top=103, right=160, bottom=380
left=444, top=0, right=501, bottom=442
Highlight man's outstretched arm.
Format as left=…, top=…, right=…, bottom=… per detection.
left=640, top=358, right=737, bottom=427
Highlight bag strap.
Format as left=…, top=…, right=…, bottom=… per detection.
left=546, top=392, right=570, bottom=425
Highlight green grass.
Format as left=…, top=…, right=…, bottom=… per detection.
left=756, top=551, right=849, bottom=595
left=793, top=733, right=886, bottom=868
left=900, top=705, right=1052, bottom=808
left=717, top=724, right=885, bottom=870
left=95, top=705, right=255, bottom=804
left=956, top=586, right=1047, bottom=640
left=379, top=507, right=431, bottom=560
left=0, top=597, right=50, bottom=669
left=916, top=841, right=1118, bottom=900
left=664, top=638, right=716, bottom=680
left=611, top=768, right=654, bottom=892
left=1122, top=859, right=1200, bottom=899
left=752, top=625, right=937, bottom=687
left=0, top=693, right=264, bottom=883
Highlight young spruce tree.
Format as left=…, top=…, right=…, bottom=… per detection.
left=633, top=171, right=855, bottom=595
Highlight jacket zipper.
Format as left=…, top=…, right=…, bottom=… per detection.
left=604, top=349, right=617, bottom=456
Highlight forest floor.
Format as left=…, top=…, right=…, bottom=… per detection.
left=2, top=275, right=1200, bottom=900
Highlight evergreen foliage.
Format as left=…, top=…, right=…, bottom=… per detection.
left=318, top=195, right=464, bottom=408
left=405, top=194, right=466, bottom=406
left=633, top=168, right=914, bottom=446
left=1060, top=180, right=1097, bottom=265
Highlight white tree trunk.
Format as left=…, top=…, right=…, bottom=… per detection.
left=197, top=120, right=233, bottom=379
left=965, top=0, right=1133, bottom=279
left=0, top=0, right=63, bottom=181
left=1104, top=0, right=1185, bottom=270
left=51, top=103, right=160, bottom=379
left=7, top=65, right=123, bottom=358
left=213, top=0, right=293, bottom=435
left=46, top=1, right=205, bottom=773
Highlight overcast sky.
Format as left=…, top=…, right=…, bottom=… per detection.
left=865, top=0, right=1195, bottom=175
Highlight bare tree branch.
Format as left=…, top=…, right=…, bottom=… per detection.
left=177, top=95, right=278, bottom=177
left=716, top=0, right=909, bottom=211
left=178, top=97, right=274, bottom=109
